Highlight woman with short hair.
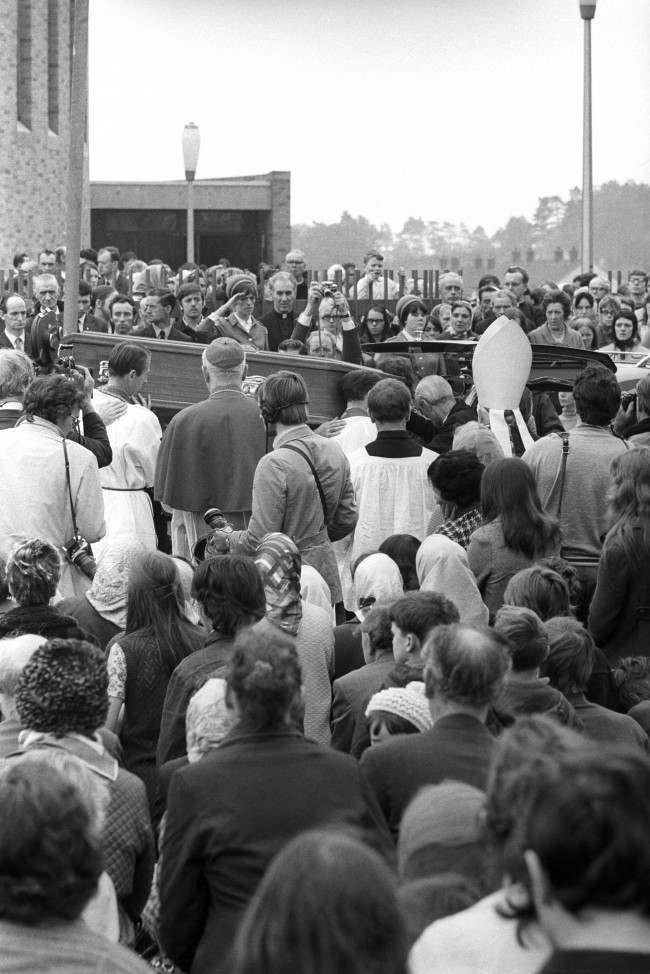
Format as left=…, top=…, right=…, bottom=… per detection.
left=528, top=290, right=583, bottom=348
left=599, top=308, right=644, bottom=359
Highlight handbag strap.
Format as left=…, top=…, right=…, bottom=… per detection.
left=280, top=443, right=328, bottom=526
left=62, top=437, right=80, bottom=538
left=554, top=432, right=571, bottom=520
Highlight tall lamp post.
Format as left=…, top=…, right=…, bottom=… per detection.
left=182, top=122, right=201, bottom=263
left=579, top=0, right=597, bottom=274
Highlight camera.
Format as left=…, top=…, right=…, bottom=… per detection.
left=56, top=343, right=85, bottom=390
left=320, top=281, right=338, bottom=298
left=621, top=390, right=637, bottom=409
left=64, top=535, right=97, bottom=579
left=192, top=509, right=235, bottom=563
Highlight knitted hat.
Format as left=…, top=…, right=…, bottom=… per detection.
left=396, top=294, right=427, bottom=325
left=14, top=638, right=108, bottom=736
left=204, top=337, right=245, bottom=370
left=365, top=681, right=433, bottom=733
left=397, top=780, right=485, bottom=877
left=225, top=274, right=258, bottom=300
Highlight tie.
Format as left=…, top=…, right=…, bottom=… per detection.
left=158, top=330, right=166, bottom=340
left=14, top=337, right=23, bottom=351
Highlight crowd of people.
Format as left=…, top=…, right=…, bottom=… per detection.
left=1, top=241, right=650, bottom=974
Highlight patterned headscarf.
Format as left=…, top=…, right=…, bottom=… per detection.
left=255, top=533, right=303, bottom=637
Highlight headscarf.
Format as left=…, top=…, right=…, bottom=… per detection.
left=255, top=533, right=303, bottom=637
left=185, top=678, right=236, bottom=762
left=85, top=538, right=143, bottom=628
left=353, top=553, right=404, bottom=621
left=416, top=535, right=488, bottom=627
left=300, top=565, right=333, bottom=615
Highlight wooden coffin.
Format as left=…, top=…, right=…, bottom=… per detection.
left=66, top=333, right=371, bottom=425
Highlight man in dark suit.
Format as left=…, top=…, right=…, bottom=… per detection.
left=133, top=289, right=193, bottom=342
left=331, top=602, right=399, bottom=753
left=361, top=623, right=511, bottom=837
left=0, top=295, right=32, bottom=356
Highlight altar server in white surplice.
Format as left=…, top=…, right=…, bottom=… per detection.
left=92, top=343, right=161, bottom=561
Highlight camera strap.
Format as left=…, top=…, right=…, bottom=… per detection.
left=279, top=444, right=328, bottom=528
left=62, top=437, right=80, bottom=539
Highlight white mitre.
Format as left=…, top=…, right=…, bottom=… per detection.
left=472, top=315, right=534, bottom=457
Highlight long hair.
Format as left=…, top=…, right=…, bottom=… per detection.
left=481, top=458, right=560, bottom=559
left=605, top=448, right=650, bottom=567
left=230, top=829, right=408, bottom=974
left=124, top=551, right=196, bottom=674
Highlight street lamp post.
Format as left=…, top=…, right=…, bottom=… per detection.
left=182, top=122, right=201, bottom=263
left=579, top=0, right=597, bottom=274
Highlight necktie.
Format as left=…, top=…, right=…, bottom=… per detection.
left=158, top=330, right=166, bottom=340
left=14, top=337, right=23, bottom=351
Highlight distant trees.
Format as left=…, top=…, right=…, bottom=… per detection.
left=291, top=181, right=650, bottom=271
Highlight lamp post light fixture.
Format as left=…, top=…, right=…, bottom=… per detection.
left=182, top=122, right=201, bottom=263
left=579, top=0, right=597, bottom=274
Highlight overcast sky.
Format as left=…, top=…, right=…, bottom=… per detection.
left=89, top=0, right=650, bottom=234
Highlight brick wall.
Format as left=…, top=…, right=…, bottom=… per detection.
left=0, top=0, right=90, bottom=266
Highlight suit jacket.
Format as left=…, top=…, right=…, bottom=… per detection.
left=360, top=712, right=496, bottom=837
left=331, top=653, right=396, bottom=752
left=132, top=323, right=193, bottom=342
left=0, top=324, right=33, bottom=357
left=159, top=729, right=391, bottom=974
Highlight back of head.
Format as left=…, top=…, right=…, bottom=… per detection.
left=414, top=375, right=454, bottom=411
left=390, top=591, right=460, bottom=644
left=422, top=624, right=510, bottom=708
left=377, top=355, right=416, bottom=394
left=572, top=364, right=620, bottom=426
left=6, top=538, right=61, bottom=607
left=484, top=714, right=586, bottom=884
left=22, top=374, right=83, bottom=425
left=260, top=370, right=309, bottom=425
left=0, top=633, right=46, bottom=704
left=398, top=781, right=486, bottom=881
left=14, top=638, right=108, bottom=737
left=361, top=602, right=394, bottom=658
left=636, top=374, right=650, bottom=416
left=525, top=748, right=650, bottom=918
left=0, top=349, right=34, bottom=399
left=227, top=626, right=302, bottom=732
left=428, top=450, right=483, bottom=508
left=493, top=604, right=549, bottom=672
left=191, top=555, right=266, bottom=638
left=108, top=341, right=150, bottom=378
left=452, top=422, right=504, bottom=466
left=503, top=566, right=570, bottom=622
left=368, top=378, right=411, bottom=424
left=378, top=534, right=421, bottom=591
left=543, top=616, right=595, bottom=696
left=340, top=368, right=381, bottom=404
left=230, top=829, right=408, bottom=974
left=0, top=758, right=102, bottom=924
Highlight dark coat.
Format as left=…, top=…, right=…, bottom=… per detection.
left=132, top=323, right=193, bottom=342
left=261, top=308, right=296, bottom=351
left=159, top=729, right=391, bottom=974
left=427, top=400, right=478, bottom=454
left=330, top=653, right=396, bottom=752
left=588, top=522, right=650, bottom=664
left=360, top=712, right=496, bottom=837
left=0, top=326, right=33, bottom=356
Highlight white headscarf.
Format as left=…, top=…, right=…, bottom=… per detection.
left=416, top=535, right=488, bottom=627
left=300, top=564, right=333, bottom=616
left=353, top=553, right=404, bottom=621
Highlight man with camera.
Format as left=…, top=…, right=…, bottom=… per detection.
left=292, top=282, right=363, bottom=364
left=154, top=338, right=266, bottom=561
left=0, top=374, right=106, bottom=598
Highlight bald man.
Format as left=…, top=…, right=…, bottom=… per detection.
left=0, top=634, right=46, bottom=757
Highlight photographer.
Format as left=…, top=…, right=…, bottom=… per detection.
left=292, top=282, right=363, bottom=365
left=0, top=374, right=106, bottom=598
left=613, top=375, right=650, bottom=447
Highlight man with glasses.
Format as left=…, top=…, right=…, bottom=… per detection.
left=292, top=283, right=362, bottom=364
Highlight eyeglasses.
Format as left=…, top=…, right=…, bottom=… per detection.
left=39, top=290, right=57, bottom=296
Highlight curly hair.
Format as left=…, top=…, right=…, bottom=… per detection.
left=0, top=759, right=102, bottom=924
left=191, top=556, right=266, bottom=638
left=22, top=374, right=84, bottom=425
left=14, top=638, right=109, bottom=736
left=6, top=539, right=61, bottom=607
left=428, top=450, right=484, bottom=510
left=227, top=626, right=302, bottom=732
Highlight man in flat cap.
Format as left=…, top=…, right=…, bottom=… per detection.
left=154, top=338, right=266, bottom=560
